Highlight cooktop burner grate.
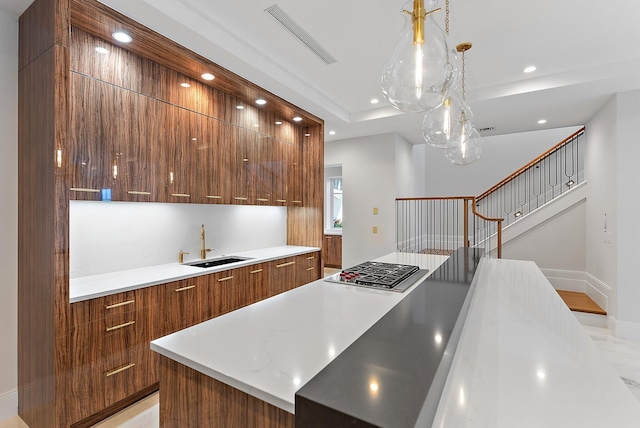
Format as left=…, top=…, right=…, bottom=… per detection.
left=324, top=261, right=428, bottom=293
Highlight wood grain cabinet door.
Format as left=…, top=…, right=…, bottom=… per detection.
left=196, top=116, right=230, bottom=204
left=295, top=252, right=320, bottom=287
left=216, top=268, right=249, bottom=315
left=286, top=141, right=303, bottom=207
left=247, top=263, right=268, bottom=304
left=155, top=277, right=206, bottom=337
left=268, top=257, right=297, bottom=296
left=230, top=127, right=251, bottom=205
left=68, top=74, right=112, bottom=201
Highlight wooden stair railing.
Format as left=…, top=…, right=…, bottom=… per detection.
left=396, top=127, right=585, bottom=259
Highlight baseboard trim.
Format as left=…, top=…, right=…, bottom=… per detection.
left=0, top=388, right=17, bottom=423
left=609, top=316, right=640, bottom=341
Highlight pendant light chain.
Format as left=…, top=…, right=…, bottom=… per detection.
left=445, top=0, right=450, bottom=35
left=461, top=49, right=466, bottom=100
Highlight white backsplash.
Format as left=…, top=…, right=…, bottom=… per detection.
left=70, top=201, right=287, bottom=278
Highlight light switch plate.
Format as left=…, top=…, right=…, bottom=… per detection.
left=373, top=226, right=378, bottom=234
left=373, top=207, right=378, bottom=215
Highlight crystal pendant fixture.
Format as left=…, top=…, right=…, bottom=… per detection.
left=444, top=126, right=483, bottom=165
left=381, top=0, right=457, bottom=113
left=422, top=90, right=473, bottom=149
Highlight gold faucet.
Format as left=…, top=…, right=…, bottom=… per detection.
left=201, top=224, right=212, bottom=259
left=178, top=250, right=189, bottom=264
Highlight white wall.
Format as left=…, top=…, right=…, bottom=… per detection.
left=585, top=96, right=618, bottom=318
left=502, top=199, right=586, bottom=271
left=421, top=126, right=583, bottom=196
left=0, top=9, right=18, bottom=421
left=394, top=134, right=416, bottom=198
left=70, top=201, right=287, bottom=277
left=325, top=134, right=399, bottom=267
left=615, top=90, right=640, bottom=333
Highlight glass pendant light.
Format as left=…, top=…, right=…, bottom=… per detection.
left=381, top=0, right=457, bottom=113
left=445, top=126, right=483, bottom=165
left=422, top=89, right=473, bottom=148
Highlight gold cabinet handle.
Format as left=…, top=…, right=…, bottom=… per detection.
left=127, top=190, right=151, bottom=195
left=306, top=267, right=314, bottom=271
left=276, top=199, right=287, bottom=203
left=234, top=197, right=248, bottom=201
left=257, top=198, right=269, bottom=202
left=105, top=363, right=135, bottom=377
left=105, top=300, right=135, bottom=309
left=175, top=285, right=196, bottom=292
left=250, top=269, right=263, bottom=274
left=306, top=256, right=315, bottom=260
left=171, top=193, right=190, bottom=198
left=206, top=195, right=222, bottom=199
left=276, top=261, right=295, bottom=268
left=70, top=187, right=100, bottom=193
left=217, top=276, right=234, bottom=282
left=106, top=320, right=135, bottom=332
left=293, top=201, right=302, bottom=204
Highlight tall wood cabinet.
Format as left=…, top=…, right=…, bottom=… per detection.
left=18, top=1, right=324, bottom=426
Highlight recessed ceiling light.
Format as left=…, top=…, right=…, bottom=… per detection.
left=524, top=66, right=537, bottom=73
left=236, top=105, right=245, bottom=110
left=329, top=131, right=336, bottom=135
left=95, top=47, right=108, bottom=54
left=255, top=99, right=267, bottom=105
left=275, top=121, right=282, bottom=125
left=293, top=116, right=302, bottom=122
left=201, top=73, right=215, bottom=81
left=370, top=98, right=379, bottom=104
left=537, top=119, right=547, bottom=124
left=112, top=32, right=132, bottom=43
left=180, top=82, right=190, bottom=88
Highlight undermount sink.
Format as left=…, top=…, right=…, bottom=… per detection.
left=188, top=257, right=251, bottom=268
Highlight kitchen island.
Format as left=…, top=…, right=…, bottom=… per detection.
left=151, top=251, right=640, bottom=427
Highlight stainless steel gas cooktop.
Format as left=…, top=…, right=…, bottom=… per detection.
left=324, top=261, right=428, bottom=293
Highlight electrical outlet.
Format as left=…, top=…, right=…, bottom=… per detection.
left=373, top=207, right=378, bottom=215
left=372, top=226, right=378, bottom=234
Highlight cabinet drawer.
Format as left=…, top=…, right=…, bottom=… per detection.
left=71, top=306, right=154, bottom=370
left=69, top=347, right=157, bottom=423
left=71, top=286, right=156, bottom=327
left=156, top=277, right=207, bottom=337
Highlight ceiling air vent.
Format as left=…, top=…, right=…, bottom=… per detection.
left=478, top=127, right=495, bottom=133
left=265, top=4, right=337, bottom=65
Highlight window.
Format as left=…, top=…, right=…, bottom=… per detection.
left=325, top=177, right=343, bottom=231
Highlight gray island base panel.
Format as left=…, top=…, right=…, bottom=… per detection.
left=295, top=247, right=484, bottom=427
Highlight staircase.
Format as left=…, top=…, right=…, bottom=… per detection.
left=396, top=127, right=607, bottom=318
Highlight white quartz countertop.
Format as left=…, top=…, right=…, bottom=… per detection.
left=70, top=245, right=319, bottom=303
left=150, top=252, right=448, bottom=413
left=432, top=258, right=640, bottom=428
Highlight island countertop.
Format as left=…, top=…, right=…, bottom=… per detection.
left=150, top=252, right=449, bottom=413
left=431, top=258, right=640, bottom=428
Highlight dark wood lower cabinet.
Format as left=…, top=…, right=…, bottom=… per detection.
left=323, top=235, right=342, bottom=268
left=68, top=252, right=320, bottom=425
left=159, top=355, right=294, bottom=428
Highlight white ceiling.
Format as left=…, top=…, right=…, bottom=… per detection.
left=4, top=0, right=640, bottom=144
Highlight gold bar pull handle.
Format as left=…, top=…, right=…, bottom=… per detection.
left=106, top=320, right=135, bottom=332
left=250, top=269, right=263, bottom=274
left=70, top=187, right=100, bottom=193
left=276, top=199, right=287, bottom=203
left=105, top=363, right=135, bottom=377
left=306, top=267, right=314, bottom=271
left=234, top=197, right=248, bottom=201
left=276, top=261, right=295, bottom=268
left=105, top=300, right=135, bottom=310
left=127, top=190, right=151, bottom=195
left=306, top=256, right=315, bottom=260
left=175, top=285, right=196, bottom=292
left=217, top=276, right=234, bottom=282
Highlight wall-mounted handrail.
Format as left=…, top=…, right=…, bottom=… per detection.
left=477, top=127, right=585, bottom=202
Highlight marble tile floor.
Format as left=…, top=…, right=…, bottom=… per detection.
left=2, top=325, right=639, bottom=428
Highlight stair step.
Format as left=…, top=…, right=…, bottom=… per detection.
left=557, top=290, right=606, bottom=315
